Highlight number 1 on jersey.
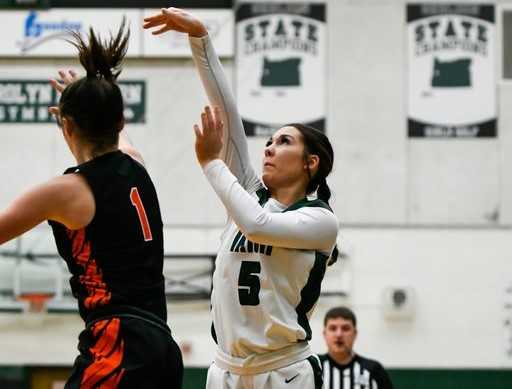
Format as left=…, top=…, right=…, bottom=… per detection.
left=130, top=187, right=153, bottom=242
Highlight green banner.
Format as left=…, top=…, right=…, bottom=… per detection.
left=0, top=80, right=146, bottom=124
left=119, top=81, right=146, bottom=124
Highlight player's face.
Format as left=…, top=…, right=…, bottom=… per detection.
left=323, top=317, right=357, bottom=358
left=262, top=126, right=308, bottom=192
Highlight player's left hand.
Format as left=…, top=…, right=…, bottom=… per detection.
left=193, top=106, right=224, bottom=167
left=50, top=69, right=78, bottom=93
left=48, top=69, right=79, bottom=120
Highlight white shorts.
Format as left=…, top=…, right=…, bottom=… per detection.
left=206, top=355, right=323, bottom=389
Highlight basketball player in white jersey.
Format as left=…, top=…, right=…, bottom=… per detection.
left=144, top=8, right=339, bottom=389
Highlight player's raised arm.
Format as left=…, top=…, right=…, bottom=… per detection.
left=144, top=8, right=260, bottom=192
left=193, top=106, right=338, bottom=252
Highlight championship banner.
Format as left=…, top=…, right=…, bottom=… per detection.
left=0, top=80, right=146, bottom=123
left=0, top=9, right=142, bottom=57
left=407, top=4, right=496, bottom=138
left=236, top=2, right=327, bottom=136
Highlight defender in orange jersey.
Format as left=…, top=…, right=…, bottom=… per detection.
left=0, top=21, right=183, bottom=388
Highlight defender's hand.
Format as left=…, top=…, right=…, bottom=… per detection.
left=48, top=69, right=78, bottom=122
left=50, top=69, right=78, bottom=94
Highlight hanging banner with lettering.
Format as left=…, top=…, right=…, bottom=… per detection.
left=0, top=9, right=141, bottom=57
left=407, top=4, right=496, bottom=138
left=236, top=1, right=326, bottom=136
left=0, top=80, right=146, bottom=123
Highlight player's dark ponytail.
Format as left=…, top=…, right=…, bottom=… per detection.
left=71, top=18, right=129, bottom=82
left=317, top=177, right=331, bottom=204
left=287, top=123, right=339, bottom=266
left=59, top=18, right=130, bottom=156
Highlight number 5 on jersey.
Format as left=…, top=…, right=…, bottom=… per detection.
left=238, top=261, right=261, bottom=306
left=130, top=187, right=153, bottom=242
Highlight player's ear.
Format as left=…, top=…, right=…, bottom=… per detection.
left=62, top=117, right=72, bottom=137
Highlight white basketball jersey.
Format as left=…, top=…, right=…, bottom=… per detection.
left=211, top=190, right=333, bottom=358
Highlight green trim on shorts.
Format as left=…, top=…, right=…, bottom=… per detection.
left=307, top=355, right=323, bottom=389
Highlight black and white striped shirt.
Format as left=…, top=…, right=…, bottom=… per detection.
left=318, top=354, right=393, bottom=389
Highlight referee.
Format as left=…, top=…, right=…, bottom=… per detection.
left=318, top=307, right=393, bottom=389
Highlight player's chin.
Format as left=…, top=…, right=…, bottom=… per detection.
left=262, top=173, right=275, bottom=190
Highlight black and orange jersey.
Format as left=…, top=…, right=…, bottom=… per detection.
left=49, top=150, right=167, bottom=322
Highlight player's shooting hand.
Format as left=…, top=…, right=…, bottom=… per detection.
left=143, top=7, right=207, bottom=38
left=193, top=106, right=224, bottom=167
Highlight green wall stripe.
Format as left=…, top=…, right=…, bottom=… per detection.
left=0, top=366, right=511, bottom=388
left=389, top=368, right=512, bottom=389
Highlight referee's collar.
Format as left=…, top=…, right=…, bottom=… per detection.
left=326, top=353, right=357, bottom=370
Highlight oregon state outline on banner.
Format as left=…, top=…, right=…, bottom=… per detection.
left=236, top=2, right=326, bottom=136
left=407, top=3, right=496, bottom=138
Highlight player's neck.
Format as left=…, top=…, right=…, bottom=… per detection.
left=73, top=144, right=118, bottom=164
left=330, top=351, right=355, bottom=366
left=270, top=185, right=306, bottom=207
